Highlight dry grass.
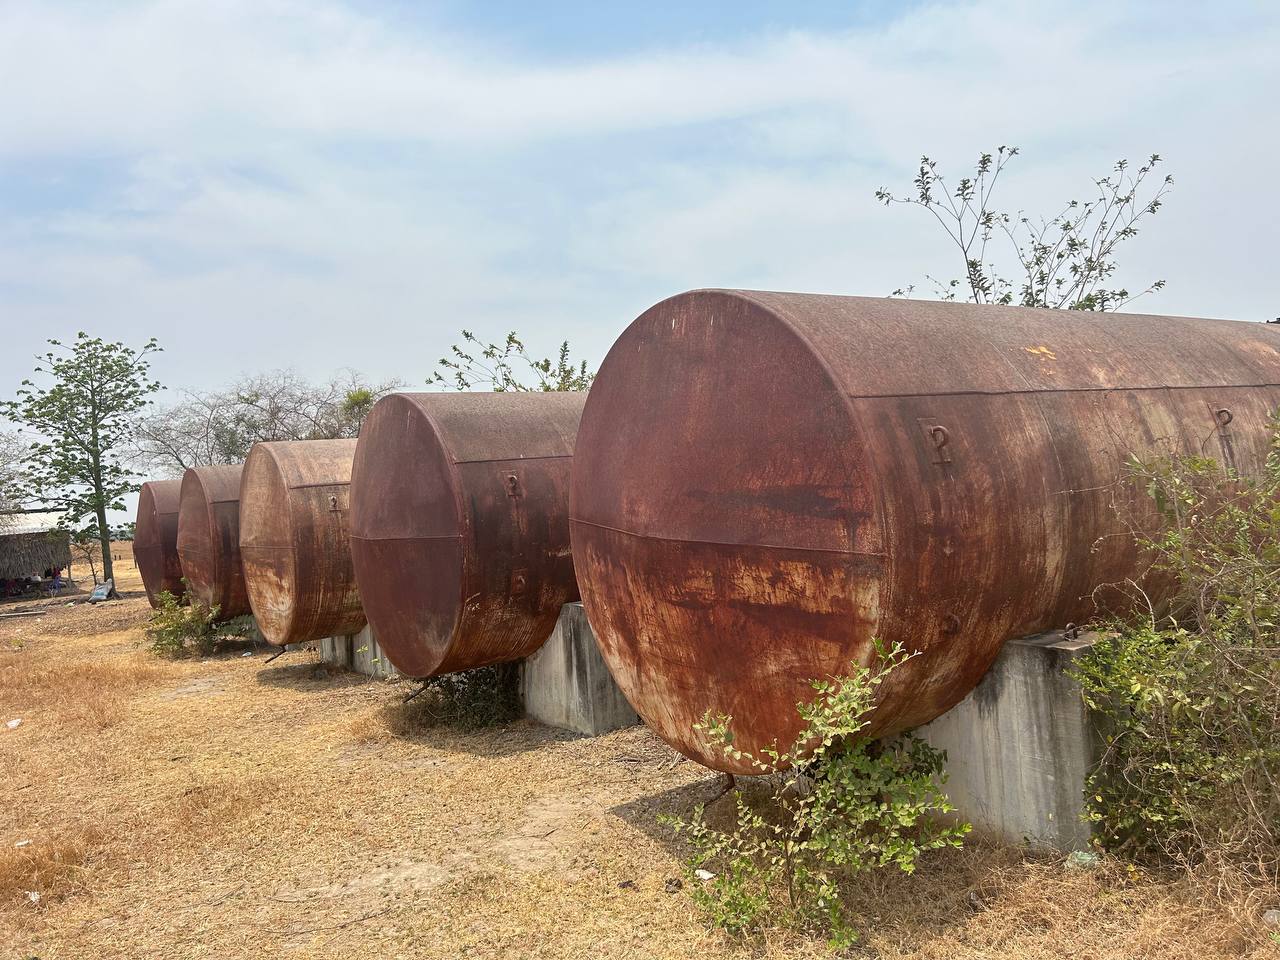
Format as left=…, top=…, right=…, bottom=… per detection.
left=0, top=544, right=1276, bottom=958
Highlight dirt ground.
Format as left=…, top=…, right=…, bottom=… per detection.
left=1, top=548, right=1277, bottom=959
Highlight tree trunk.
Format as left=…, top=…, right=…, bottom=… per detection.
left=96, top=501, right=115, bottom=583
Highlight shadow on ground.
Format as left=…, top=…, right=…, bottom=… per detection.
left=253, top=659, right=380, bottom=692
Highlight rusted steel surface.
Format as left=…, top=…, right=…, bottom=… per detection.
left=349, top=392, right=585, bottom=677
left=176, top=464, right=251, bottom=620
left=239, top=439, right=365, bottom=647
left=134, top=479, right=185, bottom=608
left=570, top=290, right=1280, bottom=773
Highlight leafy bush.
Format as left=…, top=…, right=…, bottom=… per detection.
left=1073, top=440, right=1280, bottom=879
left=416, top=663, right=521, bottom=730
left=663, top=641, right=968, bottom=948
left=144, top=589, right=252, bottom=658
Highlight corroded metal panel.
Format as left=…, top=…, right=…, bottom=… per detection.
left=570, top=290, right=1280, bottom=773
left=348, top=392, right=585, bottom=677
left=176, top=464, right=250, bottom=620
left=134, top=479, right=185, bottom=608
left=239, top=439, right=365, bottom=647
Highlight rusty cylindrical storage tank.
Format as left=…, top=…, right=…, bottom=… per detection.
left=570, top=290, right=1280, bottom=773
left=349, top=392, right=586, bottom=677
left=176, top=464, right=251, bottom=619
left=239, top=439, right=365, bottom=646
left=134, top=479, right=185, bottom=607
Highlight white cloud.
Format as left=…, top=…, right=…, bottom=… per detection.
left=0, top=0, right=1277, bottom=408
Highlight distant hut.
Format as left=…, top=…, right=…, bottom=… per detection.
left=0, top=509, right=72, bottom=588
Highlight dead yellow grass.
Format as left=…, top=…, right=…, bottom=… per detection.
left=0, top=588, right=1276, bottom=959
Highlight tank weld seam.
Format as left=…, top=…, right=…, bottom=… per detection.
left=348, top=534, right=463, bottom=543
left=845, top=382, right=1280, bottom=400
left=449, top=454, right=573, bottom=465
left=283, top=481, right=351, bottom=491
left=569, top=517, right=889, bottom=558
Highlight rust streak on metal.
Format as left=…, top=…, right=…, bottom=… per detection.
left=176, top=464, right=251, bottom=620
left=348, top=392, right=585, bottom=677
left=134, top=478, right=185, bottom=608
left=569, top=289, right=1280, bottom=773
left=239, top=439, right=365, bottom=647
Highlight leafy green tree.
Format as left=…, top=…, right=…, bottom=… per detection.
left=876, top=146, right=1173, bottom=311
left=432, top=331, right=594, bottom=392
left=3, top=333, right=162, bottom=583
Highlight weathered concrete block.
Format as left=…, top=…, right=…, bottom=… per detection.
left=318, top=634, right=351, bottom=668
left=521, top=602, right=640, bottom=736
left=316, top=625, right=398, bottom=679
left=916, top=630, right=1100, bottom=851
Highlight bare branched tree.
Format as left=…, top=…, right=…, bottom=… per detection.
left=133, top=369, right=401, bottom=476
left=876, top=146, right=1173, bottom=311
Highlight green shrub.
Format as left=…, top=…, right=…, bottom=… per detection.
left=1073, top=440, right=1280, bottom=878
left=662, top=641, right=968, bottom=948
left=144, top=589, right=252, bottom=658
left=416, top=663, right=521, bottom=730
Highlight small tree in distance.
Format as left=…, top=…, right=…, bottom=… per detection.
left=432, top=332, right=594, bottom=392
left=876, top=146, right=1173, bottom=311
left=3, top=333, right=163, bottom=584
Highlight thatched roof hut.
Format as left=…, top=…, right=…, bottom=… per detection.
left=0, top=510, right=72, bottom=580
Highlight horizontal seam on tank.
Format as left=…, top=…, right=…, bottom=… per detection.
left=844, top=381, right=1280, bottom=400
left=348, top=534, right=462, bottom=542
left=283, top=481, right=351, bottom=490
left=569, top=517, right=889, bottom=558
left=449, top=454, right=572, bottom=465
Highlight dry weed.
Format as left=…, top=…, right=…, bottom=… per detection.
left=0, top=827, right=105, bottom=906
left=2, top=649, right=163, bottom=729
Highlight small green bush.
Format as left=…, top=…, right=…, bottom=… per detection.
left=144, top=589, right=252, bottom=658
left=662, top=641, right=968, bottom=948
left=1073, top=439, right=1280, bottom=879
left=417, top=663, right=521, bottom=730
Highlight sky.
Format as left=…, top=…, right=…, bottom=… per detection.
left=1, top=0, right=1278, bottom=422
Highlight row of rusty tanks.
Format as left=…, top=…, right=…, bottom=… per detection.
left=134, top=291, right=1280, bottom=776
left=133, top=393, right=586, bottom=669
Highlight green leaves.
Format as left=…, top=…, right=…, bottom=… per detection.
left=668, top=642, right=968, bottom=945
left=877, top=148, right=1171, bottom=313
left=2, top=333, right=163, bottom=583
left=430, top=330, right=595, bottom=392
left=1072, top=432, right=1280, bottom=876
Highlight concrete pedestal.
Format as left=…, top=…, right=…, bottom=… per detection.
left=916, top=630, right=1101, bottom=851
left=317, top=625, right=398, bottom=679
left=521, top=602, right=640, bottom=736
left=314, top=604, right=638, bottom=736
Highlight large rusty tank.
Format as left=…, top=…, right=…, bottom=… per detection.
left=176, top=464, right=251, bottom=619
left=570, top=290, right=1280, bottom=773
left=349, top=392, right=585, bottom=677
left=239, top=439, right=365, bottom=646
left=134, top=478, right=185, bottom=607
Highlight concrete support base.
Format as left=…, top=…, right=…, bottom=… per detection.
left=521, top=602, right=641, bottom=736
left=317, top=625, right=398, bottom=679
left=315, top=604, right=637, bottom=736
left=916, top=630, right=1100, bottom=852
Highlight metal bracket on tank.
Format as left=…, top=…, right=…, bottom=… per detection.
left=510, top=567, right=529, bottom=597
left=916, top=418, right=953, bottom=468
left=1207, top=403, right=1237, bottom=472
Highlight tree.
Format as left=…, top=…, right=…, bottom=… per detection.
left=133, top=369, right=401, bottom=475
left=876, top=146, right=1173, bottom=311
left=3, top=333, right=162, bottom=583
left=0, top=430, right=23, bottom=519
left=431, top=332, right=594, bottom=392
